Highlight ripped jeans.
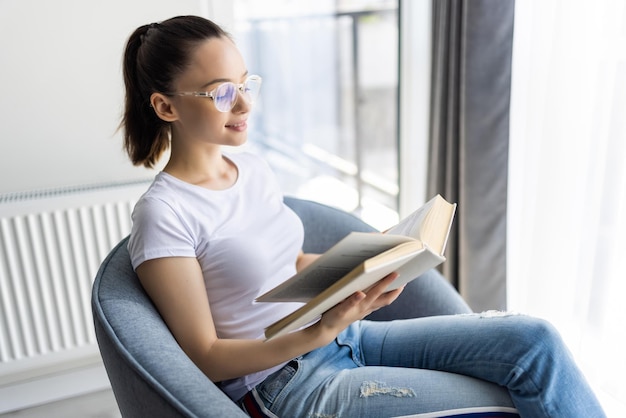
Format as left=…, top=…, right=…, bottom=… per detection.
left=250, top=314, right=605, bottom=417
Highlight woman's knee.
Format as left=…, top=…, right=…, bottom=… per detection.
left=495, top=313, right=565, bottom=354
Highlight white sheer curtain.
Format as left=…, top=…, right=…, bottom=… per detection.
left=508, top=0, right=626, bottom=414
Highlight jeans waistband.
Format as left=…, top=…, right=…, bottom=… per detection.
left=239, top=389, right=278, bottom=418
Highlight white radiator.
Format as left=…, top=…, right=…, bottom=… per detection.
left=0, top=180, right=150, bottom=410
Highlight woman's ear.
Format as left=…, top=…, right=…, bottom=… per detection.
left=150, top=93, right=178, bottom=122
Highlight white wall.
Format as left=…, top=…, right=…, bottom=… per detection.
left=0, top=1, right=233, bottom=410
left=0, top=0, right=233, bottom=194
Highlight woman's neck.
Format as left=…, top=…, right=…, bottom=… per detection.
left=164, top=144, right=238, bottom=191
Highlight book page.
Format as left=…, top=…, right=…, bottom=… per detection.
left=386, top=194, right=456, bottom=255
left=386, top=197, right=434, bottom=238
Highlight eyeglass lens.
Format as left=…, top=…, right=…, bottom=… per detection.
left=214, top=84, right=238, bottom=112
left=214, top=78, right=262, bottom=112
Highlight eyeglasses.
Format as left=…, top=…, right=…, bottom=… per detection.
left=169, top=75, right=262, bottom=112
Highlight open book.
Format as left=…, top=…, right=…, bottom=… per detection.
left=257, top=194, right=456, bottom=341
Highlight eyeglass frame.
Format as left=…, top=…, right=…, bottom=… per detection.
left=166, top=74, right=262, bottom=112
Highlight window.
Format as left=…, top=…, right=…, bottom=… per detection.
left=234, top=0, right=400, bottom=230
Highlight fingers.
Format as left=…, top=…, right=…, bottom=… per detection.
left=365, top=272, right=399, bottom=298
left=371, top=286, right=403, bottom=308
left=318, top=272, right=403, bottom=335
left=336, top=273, right=401, bottom=317
left=361, top=272, right=403, bottom=312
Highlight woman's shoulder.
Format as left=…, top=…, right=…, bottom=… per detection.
left=133, top=173, right=186, bottom=216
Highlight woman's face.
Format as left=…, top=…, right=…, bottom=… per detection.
left=167, top=37, right=252, bottom=147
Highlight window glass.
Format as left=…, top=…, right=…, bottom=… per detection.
left=234, top=0, right=399, bottom=229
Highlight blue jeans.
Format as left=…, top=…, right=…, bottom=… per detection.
left=252, top=313, right=605, bottom=417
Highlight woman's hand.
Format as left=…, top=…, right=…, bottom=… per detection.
left=314, top=272, right=403, bottom=342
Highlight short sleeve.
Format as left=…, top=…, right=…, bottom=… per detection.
left=127, top=196, right=197, bottom=270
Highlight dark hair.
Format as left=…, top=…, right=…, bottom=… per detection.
left=120, top=16, right=230, bottom=168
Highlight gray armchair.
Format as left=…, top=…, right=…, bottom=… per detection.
left=92, top=197, right=471, bottom=417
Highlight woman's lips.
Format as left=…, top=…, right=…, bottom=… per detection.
left=226, top=121, right=247, bottom=131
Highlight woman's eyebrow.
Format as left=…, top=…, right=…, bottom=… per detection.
left=200, top=71, right=249, bottom=89
left=200, top=78, right=228, bottom=89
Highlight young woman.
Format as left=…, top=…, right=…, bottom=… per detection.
left=122, top=15, right=605, bottom=417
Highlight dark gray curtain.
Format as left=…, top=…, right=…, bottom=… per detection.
left=427, top=0, right=515, bottom=311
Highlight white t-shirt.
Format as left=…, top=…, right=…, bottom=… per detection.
left=128, top=151, right=305, bottom=400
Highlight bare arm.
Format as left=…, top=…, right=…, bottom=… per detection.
left=136, top=256, right=402, bottom=383
left=295, top=251, right=320, bottom=272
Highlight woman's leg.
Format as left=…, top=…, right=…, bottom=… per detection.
left=255, top=331, right=517, bottom=418
left=255, top=314, right=605, bottom=417
left=358, top=313, right=605, bottom=417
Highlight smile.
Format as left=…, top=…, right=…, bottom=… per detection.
left=226, top=121, right=247, bottom=130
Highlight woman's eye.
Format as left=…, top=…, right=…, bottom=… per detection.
left=216, top=83, right=236, bottom=99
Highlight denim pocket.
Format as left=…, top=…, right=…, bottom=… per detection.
left=256, top=360, right=299, bottom=405
left=335, top=322, right=364, bottom=366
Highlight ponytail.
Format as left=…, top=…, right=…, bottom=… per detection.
left=120, top=24, right=168, bottom=168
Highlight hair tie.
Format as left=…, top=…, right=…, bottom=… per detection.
left=141, top=22, right=159, bottom=44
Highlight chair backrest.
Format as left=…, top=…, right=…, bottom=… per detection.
left=93, top=235, right=246, bottom=417
left=283, top=196, right=376, bottom=253
left=92, top=197, right=375, bottom=417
